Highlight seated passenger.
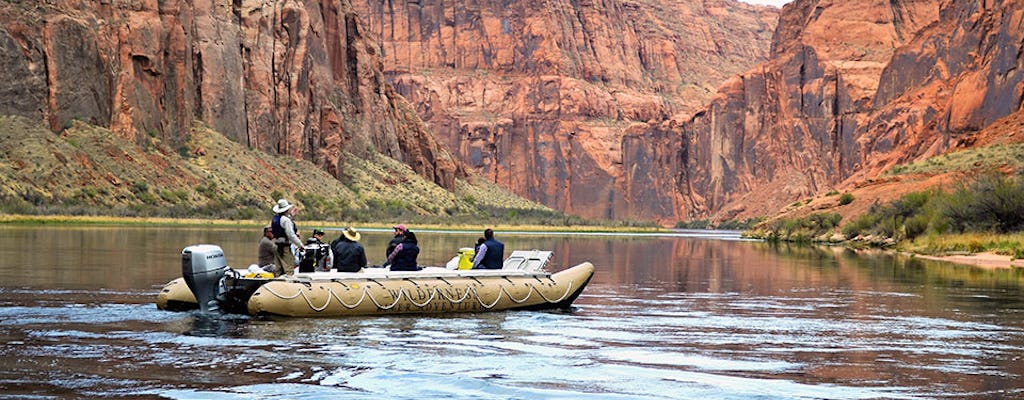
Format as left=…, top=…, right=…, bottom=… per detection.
left=387, top=230, right=421, bottom=271
left=331, top=227, right=367, bottom=272
left=298, top=229, right=333, bottom=272
left=472, top=228, right=505, bottom=269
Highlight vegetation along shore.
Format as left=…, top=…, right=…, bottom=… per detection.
left=747, top=172, right=1024, bottom=270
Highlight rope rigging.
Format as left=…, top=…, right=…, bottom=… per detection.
left=258, top=276, right=578, bottom=313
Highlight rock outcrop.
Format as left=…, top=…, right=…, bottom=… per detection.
left=352, top=0, right=777, bottom=221
left=678, top=0, right=1024, bottom=223
left=0, top=0, right=463, bottom=191
left=854, top=0, right=1024, bottom=179
left=675, top=0, right=945, bottom=222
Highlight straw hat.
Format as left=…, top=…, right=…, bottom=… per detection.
left=342, top=226, right=361, bottom=241
left=272, top=199, right=294, bottom=213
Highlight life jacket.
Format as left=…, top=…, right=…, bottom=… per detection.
left=480, top=238, right=505, bottom=269
left=271, top=214, right=297, bottom=240
left=390, top=242, right=420, bottom=271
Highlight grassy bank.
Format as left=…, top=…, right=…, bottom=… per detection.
left=903, top=232, right=1024, bottom=258
left=748, top=173, right=1024, bottom=261
left=0, top=214, right=669, bottom=234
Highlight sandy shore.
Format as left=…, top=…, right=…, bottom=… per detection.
left=913, top=252, right=1024, bottom=269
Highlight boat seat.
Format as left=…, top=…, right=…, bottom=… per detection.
left=502, top=250, right=553, bottom=272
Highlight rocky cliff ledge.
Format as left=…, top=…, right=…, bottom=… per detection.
left=0, top=0, right=462, bottom=191
left=351, top=0, right=777, bottom=222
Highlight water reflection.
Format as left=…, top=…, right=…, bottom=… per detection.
left=0, top=225, right=1023, bottom=399
left=186, top=313, right=252, bottom=338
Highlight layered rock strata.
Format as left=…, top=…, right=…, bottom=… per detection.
left=676, top=0, right=943, bottom=221
left=352, top=0, right=777, bottom=221
left=0, top=0, right=462, bottom=191
left=679, top=0, right=1024, bottom=223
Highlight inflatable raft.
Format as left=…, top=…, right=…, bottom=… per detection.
left=156, top=245, right=594, bottom=317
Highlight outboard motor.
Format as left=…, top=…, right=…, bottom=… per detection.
left=181, top=245, right=229, bottom=313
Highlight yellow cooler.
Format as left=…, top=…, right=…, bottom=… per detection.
left=457, top=248, right=475, bottom=270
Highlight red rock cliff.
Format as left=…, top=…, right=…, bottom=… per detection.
left=351, top=0, right=777, bottom=221
left=854, top=0, right=1024, bottom=180
left=677, top=0, right=1024, bottom=223
left=0, top=0, right=462, bottom=190
left=676, top=0, right=944, bottom=222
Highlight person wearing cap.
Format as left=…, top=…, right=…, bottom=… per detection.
left=472, top=228, right=505, bottom=269
left=270, top=198, right=303, bottom=276
left=296, top=228, right=334, bottom=272
left=383, top=224, right=407, bottom=266
left=257, top=225, right=277, bottom=273
left=331, top=226, right=366, bottom=272
left=387, top=230, right=421, bottom=271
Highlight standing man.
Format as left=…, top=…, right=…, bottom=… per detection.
left=270, top=198, right=303, bottom=276
left=257, top=225, right=277, bottom=273
left=472, top=228, right=505, bottom=269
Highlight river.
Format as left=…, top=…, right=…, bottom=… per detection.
left=1, top=225, right=1022, bottom=399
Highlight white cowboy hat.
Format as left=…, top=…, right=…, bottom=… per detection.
left=342, top=226, right=361, bottom=241
left=272, top=198, right=294, bottom=213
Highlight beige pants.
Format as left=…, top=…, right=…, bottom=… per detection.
left=274, top=243, right=295, bottom=276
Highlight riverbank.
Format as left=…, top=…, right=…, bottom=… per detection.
left=912, top=252, right=1024, bottom=269
left=0, top=214, right=669, bottom=234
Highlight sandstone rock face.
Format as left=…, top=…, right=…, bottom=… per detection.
left=0, top=0, right=462, bottom=191
left=352, top=0, right=777, bottom=221
left=677, top=0, right=1024, bottom=224
left=855, top=0, right=1024, bottom=180
left=0, top=25, right=46, bottom=120
left=676, top=0, right=944, bottom=222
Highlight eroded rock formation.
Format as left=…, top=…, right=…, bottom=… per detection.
left=0, top=0, right=462, bottom=190
left=679, top=0, right=1024, bottom=223
left=352, top=0, right=777, bottom=221
left=676, top=0, right=945, bottom=222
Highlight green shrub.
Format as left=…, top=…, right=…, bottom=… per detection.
left=717, top=217, right=764, bottom=230
left=842, top=174, right=1024, bottom=244
left=838, top=193, right=854, bottom=206
left=676, top=219, right=710, bottom=229
left=942, top=173, right=1024, bottom=233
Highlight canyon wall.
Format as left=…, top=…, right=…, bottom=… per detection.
left=680, top=0, right=1024, bottom=223
left=352, top=0, right=777, bottom=221
left=0, top=0, right=462, bottom=191
left=677, top=0, right=942, bottom=220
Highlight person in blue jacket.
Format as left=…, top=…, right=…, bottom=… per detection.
left=472, top=229, right=505, bottom=269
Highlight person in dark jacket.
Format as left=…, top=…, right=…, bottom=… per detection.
left=386, top=230, right=420, bottom=271
left=331, top=227, right=367, bottom=272
left=383, top=224, right=407, bottom=267
left=472, top=228, right=505, bottom=269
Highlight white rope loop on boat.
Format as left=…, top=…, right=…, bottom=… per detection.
left=258, top=276, right=578, bottom=313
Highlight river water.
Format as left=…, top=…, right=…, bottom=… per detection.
left=1, top=225, right=1023, bottom=399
